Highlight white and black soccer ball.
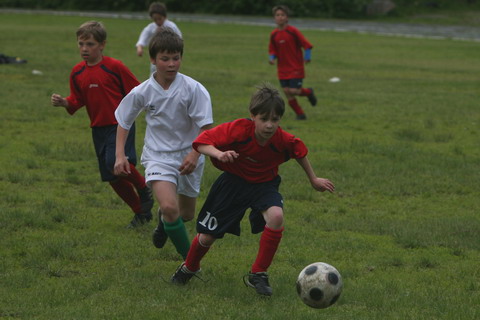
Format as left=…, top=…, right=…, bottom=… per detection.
left=296, top=262, right=343, bottom=309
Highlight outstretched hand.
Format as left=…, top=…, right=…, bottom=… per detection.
left=311, top=177, right=335, bottom=193
left=216, top=150, right=239, bottom=163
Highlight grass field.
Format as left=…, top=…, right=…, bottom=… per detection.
left=1, top=11, right=479, bottom=320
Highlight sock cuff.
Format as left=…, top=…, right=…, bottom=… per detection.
left=163, top=217, right=184, bottom=229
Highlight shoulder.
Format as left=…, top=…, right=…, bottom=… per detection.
left=178, top=73, right=209, bottom=93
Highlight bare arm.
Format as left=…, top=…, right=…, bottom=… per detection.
left=114, top=125, right=131, bottom=176
left=296, top=156, right=335, bottom=193
left=179, top=124, right=214, bottom=175
left=196, top=144, right=239, bottom=163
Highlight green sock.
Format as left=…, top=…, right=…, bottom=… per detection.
left=163, top=217, right=190, bottom=259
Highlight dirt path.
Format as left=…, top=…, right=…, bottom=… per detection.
left=2, top=8, right=480, bottom=42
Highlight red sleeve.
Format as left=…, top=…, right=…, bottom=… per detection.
left=193, top=121, right=234, bottom=151
left=292, top=26, right=313, bottom=50
left=269, top=30, right=278, bottom=56
left=117, top=61, right=140, bottom=95
left=65, top=64, right=85, bottom=115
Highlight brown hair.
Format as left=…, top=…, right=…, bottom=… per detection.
left=272, top=5, right=291, bottom=17
left=249, top=83, right=285, bottom=117
left=76, top=21, right=106, bottom=43
left=149, top=27, right=184, bottom=58
left=149, top=2, right=167, bottom=17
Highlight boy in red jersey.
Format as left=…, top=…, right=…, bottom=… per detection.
left=269, top=5, right=317, bottom=120
left=170, top=83, right=335, bottom=296
left=51, top=21, right=153, bottom=228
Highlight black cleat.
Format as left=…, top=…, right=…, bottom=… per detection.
left=127, top=211, right=152, bottom=228
left=171, top=263, right=200, bottom=285
left=296, top=113, right=307, bottom=120
left=152, top=218, right=168, bottom=248
left=243, top=272, right=273, bottom=296
left=307, top=88, right=317, bottom=107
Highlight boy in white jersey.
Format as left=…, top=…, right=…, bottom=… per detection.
left=114, top=28, right=213, bottom=259
left=136, top=2, right=182, bottom=75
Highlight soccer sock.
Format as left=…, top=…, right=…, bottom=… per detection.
left=299, top=88, right=312, bottom=96
left=164, top=217, right=191, bottom=259
left=109, top=178, right=142, bottom=213
left=251, top=226, right=284, bottom=273
left=185, top=234, right=211, bottom=272
left=120, top=163, right=147, bottom=191
left=288, top=99, right=305, bottom=116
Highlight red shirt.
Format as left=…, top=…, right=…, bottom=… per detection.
left=65, top=56, right=140, bottom=127
left=193, top=118, right=308, bottom=183
left=269, top=25, right=313, bottom=80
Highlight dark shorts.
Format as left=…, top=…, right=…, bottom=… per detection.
left=92, top=123, right=137, bottom=182
left=279, top=78, right=303, bottom=89
left=196, top=172, right=283, bottom=238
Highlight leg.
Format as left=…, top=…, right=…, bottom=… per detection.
left=178, top=194, right=197, bottom=222
left=151, top=181, right=190, bottom=258
left=284, top=87, right=306, bottom=119
left=245, top=206, right=284, bottom=296
left=171, top=233, right=216, bottom=285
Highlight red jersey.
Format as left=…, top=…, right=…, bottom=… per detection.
left=65, top=56, right=140, bottom=127
left=269, top=25, right=313, bottom=80
left=193, top=118, right=308, bottom=183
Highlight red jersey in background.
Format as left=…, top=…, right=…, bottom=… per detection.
left=65, top=56, right=140, bottom=127
left=269, top=25, right=313, bottom=80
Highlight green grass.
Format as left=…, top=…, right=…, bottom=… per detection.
left=1, top=12, right=479, bottom=320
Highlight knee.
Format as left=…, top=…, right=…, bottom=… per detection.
left=264, top=207, right=284, bottom=229
left=199, top=233, right=216, bottom=247
left=159, top=203, right=179, bottom=222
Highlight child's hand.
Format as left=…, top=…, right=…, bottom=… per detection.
left=136, top=46, right=143, bottom=57
left=311, top=177, right=335, bottom=193
left=179, top=151, right=199, bottom=175
left=114, top=156, right=131, bottom=176
left=217, top=150, right=239, bottom=163
left=51, top=94, right=67, bottom=107
left=269, top=59, right=275, bottom=65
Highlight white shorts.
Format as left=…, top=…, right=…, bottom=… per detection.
left=141, top=146, right=205, bottom=198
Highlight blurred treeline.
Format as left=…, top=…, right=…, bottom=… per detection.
left=1, top=0, right=478, bottom=18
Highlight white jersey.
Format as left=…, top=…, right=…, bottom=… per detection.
left=115, top=72, right=213, bottom=152
left=136, top=20, right=183, bottom=48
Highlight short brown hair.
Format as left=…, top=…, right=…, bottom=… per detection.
left=272, top=5, right=291, bottom=17
left=76, top=21, right=106, bottom=43
left=149, top=27, right=184, bottom=58
left=249, top=83, right=285, bottom=117
left=149, top=2, right=167, bottom=17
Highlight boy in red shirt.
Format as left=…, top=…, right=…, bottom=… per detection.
left=51, top=21, right=153, bottom=228
left=170, top=83, right=334, bottom=296
left=269, top=5, right=317, bottom=120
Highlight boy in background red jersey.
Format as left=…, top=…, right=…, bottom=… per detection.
left=51, top=21, right=153, bottom=228
left=269, top=5, right=317, bottom=120
left=170, top=83, right=334, bottom=296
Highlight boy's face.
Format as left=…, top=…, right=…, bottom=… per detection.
left=152, top=13, right=166, bottom=27
left=251, top=112, right=281, bottom=145
left=274, top=10, right=288, bottom=27
left=151, top=51, right=182, bottom=86
left=77, top=35, right=105, bottom=66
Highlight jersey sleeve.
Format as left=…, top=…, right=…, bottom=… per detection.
left=115, top=89, right=144, bottom=131
left=65, top=67, right=85, bottom=115
left=188, top=83, right=213, bottom=129
left=136, top=23, right=154, bottom=47
left=269, top=30, right=278, bottom=56
left=193, top=121, right=235, bottom=151
left=280, top=128, right=308, bottom=159
left=117, top=62, right=140, bottom=95
left=294, top=27, right=313, bottom=50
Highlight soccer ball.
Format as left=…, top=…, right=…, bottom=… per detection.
left=296, top=262, right=343, bottom=309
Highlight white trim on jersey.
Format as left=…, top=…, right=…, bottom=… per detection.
left=115, top=72, right=213, bottom=152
